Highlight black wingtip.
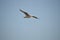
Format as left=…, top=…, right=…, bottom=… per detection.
left=32, top=16, right=38, bottom=19
left=19, top=9, right=24, bottom=12
left=19, top=9, right=22, bottom=11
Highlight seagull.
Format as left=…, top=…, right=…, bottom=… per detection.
left=19, top=9, right=38, bottom=19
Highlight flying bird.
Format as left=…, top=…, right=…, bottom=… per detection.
left=19, top=9, right=38, bottom=19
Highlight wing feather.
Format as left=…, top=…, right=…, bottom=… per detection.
left=32, top=16, right=38, bottom=19
left=20, top=9, right=30, bottom=16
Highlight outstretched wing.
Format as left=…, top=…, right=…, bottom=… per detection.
left=32, top=16, right=38, bottom=19
left=19, top=9, right=31, bottom=16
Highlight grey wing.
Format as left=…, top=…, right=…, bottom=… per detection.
left=32, top=16, right=38, bottom=19
left=20, top=9, right=30, bottom=16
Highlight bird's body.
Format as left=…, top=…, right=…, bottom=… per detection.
left=20, top=9, right=38, bottom=19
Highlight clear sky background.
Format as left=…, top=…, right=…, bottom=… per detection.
left=0, top=0, right=60, bottom=40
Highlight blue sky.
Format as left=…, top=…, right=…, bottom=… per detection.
left=0, top=0, right=60, bottom=40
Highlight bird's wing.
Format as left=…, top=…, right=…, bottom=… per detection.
left=20, top=9, right=31, bottom=16
left=32, top=16, right=38, bottom=19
